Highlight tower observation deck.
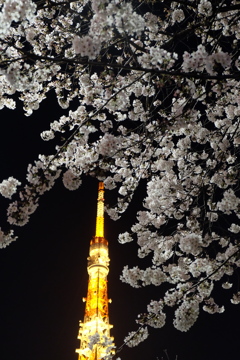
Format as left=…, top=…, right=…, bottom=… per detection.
left=76, top=182, right=114, bottom=360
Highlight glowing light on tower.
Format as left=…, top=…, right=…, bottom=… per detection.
left=76, top=182, right=114, bottom=360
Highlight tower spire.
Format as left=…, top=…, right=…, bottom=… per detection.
left=76, top=182, right=114, bottom=360
left=95, top=182, right=104, bottom=238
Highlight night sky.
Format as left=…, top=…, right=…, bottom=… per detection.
left=0, top=95, right=240, bottom=360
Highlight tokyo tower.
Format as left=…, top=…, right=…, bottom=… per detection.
left=76, top=182, right=114, bottom=360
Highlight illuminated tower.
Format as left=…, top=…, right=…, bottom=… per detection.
left=76, top=182, right=114, bottom=360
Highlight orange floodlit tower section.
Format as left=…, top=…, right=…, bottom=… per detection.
left=76, top=182, right=114, bottom=360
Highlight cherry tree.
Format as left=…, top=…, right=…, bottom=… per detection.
left=0, top=0, right=240, bottom=346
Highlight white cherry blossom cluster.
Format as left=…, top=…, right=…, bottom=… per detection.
left=173, top=300, right=200, bottom=332
left=0, top=177, right=21, bottom=199
left=203, top=298, right=225, bottom=314
left=86, top=333, right=115, bottom=360
left=118, top=232, right=133, bottom=244
left=0, top=227, right=17, bottom=248
left=179, top=234, right=203, bottom=256
left=123, top=326, right=149, bottom=347
left=172, top=9, right=185, bottom=23
left=88, top=333, right=100, bottom=350
left=231, top=292, right=240, bottom=305
left=7, top=198, right=38, bottom=227
left=98, top=134, right=120, bottom=157
left=62, top=170, right=82, bottom=191
left=0, top=0, right=36, bottom=35
left=198, top=0, right=212, bottom=17
left=73, top=35, right=101, bottom=60
left=106, top=1, right=145, bottom=36
left=182, top=45, right=232, bottom=75
left=146, top=300, right=166, bottom=328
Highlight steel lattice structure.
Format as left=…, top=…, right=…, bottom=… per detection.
left=76, top=182, right=114, bottom=360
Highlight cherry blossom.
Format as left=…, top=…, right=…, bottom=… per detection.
left=0, top=0, right=240, bottom=349
left=0, top=177, right=21, bottom=199
left=123, top=327, right=149, bottom=347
